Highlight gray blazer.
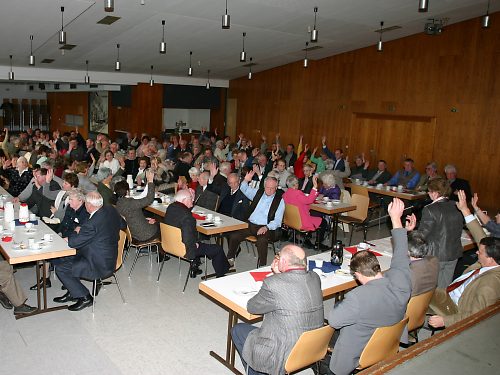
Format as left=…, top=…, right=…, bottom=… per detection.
left=328, top=228, right=411, bottom=375
left=410, top=256, right=439, bottom=297
left=243, top=270, right=324, bottom=375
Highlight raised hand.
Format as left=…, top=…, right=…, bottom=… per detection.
left=405, top=213, right=417, bottom=231
left=304, top=144, right=309, bottom=152
left=312, top=147, right=318, bottom=156
left=45, top=168, right=53, bottom=184
left=456, top=190, right=470, bottom=215
left=252, top=164, right=261, bottom=176
left=388, top=198, right=405, bottom=228
left=321, top=135, right=326, bottom=145
left=146, top=170, right=154, bottom=183
left=312, top=175, right=318, bottom=189
left=471, top=193, right=479, bottom=211
left=244, top=170, right=255, bottom=182
left=364, top=160, right=370, bottom=169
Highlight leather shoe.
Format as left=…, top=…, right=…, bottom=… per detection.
left=0, top=291, right=13, bottom=309
left=53, top=291, right=75, bottom=303
left=190, top=266, right=203, bottom=278
left=13, top=304, right=37, bottom=315
left=68, top=295, right=93, bottom=311
left=157, top=253, right=171, bottom=263
left=303, top=239, right=315, bottom=249
left=30, top=278, right=52, bottom=291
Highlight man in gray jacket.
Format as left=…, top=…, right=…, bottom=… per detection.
left=327, top=198, right=411, bottom=375
left=232, top=244, right=324, bottom=375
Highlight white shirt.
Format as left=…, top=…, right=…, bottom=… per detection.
left=449, top=265, right=500, bottom=305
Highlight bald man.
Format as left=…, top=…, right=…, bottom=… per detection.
left=231, top=244, right=324, bottom=375
left=163, top=189, right=230, bottom=278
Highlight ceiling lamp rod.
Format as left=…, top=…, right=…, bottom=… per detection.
left=482, top=0, right=491, bottom=28
left=8, top=55, right=14, bottom=80
left=188, top=51, right=193, bottom=76
left=85, top=60, right=90, bottom=84
left=248, top=57, right=253, bottom=80
left=59, top=6, right=67, bottom=44
left=311, top=6, right=318, bottom=42
left=159, top=20, right=166, bottom=54
left=115, top=43, right=121, bottom=71
left=104, top=0, right=114, bottom=12
left=418, top=0, right=429, bottom=13
left=377, top=21, right=384, bottom=52
left=206, top=69, right=211, bottom=89
left=222, top=0, right=230, bottom=29
left=149, top=65, right=154, bottom=86
left=29, top=35, right=35, bottom=66
left=240, top=32, right=247, bottom=62
left=303, top=42, right=309, bottom=68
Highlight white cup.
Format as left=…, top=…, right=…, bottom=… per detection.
left=355, top=179, right=360, bottom=184
left=44, top=233, right=54, bottom=242
left=206, top=213, right=214, bottom=221
left=29, top=213, right=37, bottom=221
left=28, top=238, right=36, bottom=248
left=326, top=201, right=333, bottom=207
left=397, top=185, right=404, bottom=191
left=391, top=186, right=397, bottom=191
left=214, top=216, right=222, bottom=222
left=376, top=184, right=383, bottom=189
left=357, top=242, right=369, bottom=251
left=152, top=200, right=159, bottom=206
left=316, top=260, right=324, bottom=268
left=385, top=186, right=391, bottom=191
left=25, top=222, right=34, bottom=230
left=323, top=197, right=329, bottom=202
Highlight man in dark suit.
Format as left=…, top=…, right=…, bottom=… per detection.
left=365, top=160, right=392, bottom=185
left=327, top=198, right=411, bottom=375
left=232, top=244, right=324, bottom=375
left=213, top=173, right=250, bottom=221
left=321, top=136, right=346, bottom=172
left=283, top=143, right=297, bottom=169
left=122, top=148, right=139, bottom=179
left=194, top=171, right=219, bottom=211
left=53, top=191, right=124, bottom=311
left=298, top=164, right=314, bottom=194
left=172, top=152, right=193, bottom=181
left=163, top=190, right=230, bottom=277
left=445, top=164, right=472, bottom=202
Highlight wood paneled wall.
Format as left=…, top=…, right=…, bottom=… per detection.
left=47, top=92, right=89, bottom=139
left=229, top=14, right=500, bottom=211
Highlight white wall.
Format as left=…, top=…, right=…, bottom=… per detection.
left=162, top=108, right=210, bottom=132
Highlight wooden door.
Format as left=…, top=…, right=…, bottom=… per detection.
left=225, top=98, right=237, bottom=141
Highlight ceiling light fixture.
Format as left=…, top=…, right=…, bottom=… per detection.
left=248, top=57, right=253, bottom=80
left=222, top=0, right=230, bottom=29
left=377, top=21, right=384, bottom=52
left=303, top=42, right=309, bottom=68
left=159, top=20, right=166, bottom=54
left=104, top=0, right=114, bottom=12
left=240, top=32, right=247, bottom=62
left=140, top=0, right=145, bottom=5
left=115, top=43, right=121, bottom=71
left=149, top=65, right=154, bottom=86
left=482, top=0, right=491, bottom=28
left=85, top=60, right=90, bottom=84
left=311, top=6, right=318, bottom=42
left=59, top=6, right=67, bottom=44
left=29, top=35, right=35, bottom=66
left=418, top=0, right=429, bottom=13
left=8, top=55, right=14, bottom=80
left=206, top=69, right=211, bottom=89
left=188, top=51, right=193, bottom=76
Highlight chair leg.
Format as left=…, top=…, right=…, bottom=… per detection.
left=128, top=249, right=141, bottom=278
left=182, top=262, right=192, bottom=293
left=157, top=255, right=167, bottom=282
left=113, top=274, right=126, bottom=303
left=92, top=280, right=97, bottom=314
left=348, top=224, right=354, bottom=245
left=204, top=255, right=208, bottom=279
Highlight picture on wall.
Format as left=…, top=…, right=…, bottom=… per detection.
left=89, top=91, right=108, bottom=134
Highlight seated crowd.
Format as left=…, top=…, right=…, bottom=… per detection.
left=0, top=126, right=498, bottom=374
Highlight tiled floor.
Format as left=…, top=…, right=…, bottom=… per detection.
left=1, top=225, right=395, bottom=375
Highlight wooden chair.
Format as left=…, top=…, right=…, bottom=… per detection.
left=91, top=230, right=127, bottom=313
left=244, top=235, right=278, bottom=268
left=356, top=315, right=409, bottom=371
left=127, top=224, right=162, bottom=278
left=283, top=204, right=308, bottom=244
left=339, top=194, right=370, bottom=245
left=284, top=325, right=335, bottom=374
left=350, top=184, right=382, bottom=227
left=158, top=223, right=207, bottom=292
left=406, top=289, right=435, bottom=343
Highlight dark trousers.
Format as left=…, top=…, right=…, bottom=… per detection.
left=196, top=243, right=230, bottom=277
left=231, top=323, right=267, bottom=375
left=52, top=256, right=90, bottom=298
left=227, top=223, right=275, bottom=267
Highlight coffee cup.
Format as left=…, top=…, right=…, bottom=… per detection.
left=28, top=238, right=36, bottom=248
left=376, top=184, right=383, bottom=189
left=355, top=179, right=360, bottom=184
left=315, top=260, right=324, bottom=268
left=323, top=197, right=330, bottom=202
left=29, top=213, right=37, bottom=222
left=214, top=216, right=222, bottom=222
left=326, top=201, right=333, bottom=207
left=44, top=233, right=54, bottom=242
left=206, top=213, right=214, bottom=221
left=357, top=242, right=369, bottom=251
left=152, top=200, right=159, bottom=206
left=385, top=186, right=391, bottom=191
left=25, top=222, right=34, bottom=230
left=391, top=186, right=397, bottom=191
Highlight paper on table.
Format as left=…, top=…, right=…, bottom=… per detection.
left=250, top=271, right=272, bottom=282
left=345, top=246, right=382, bottom=257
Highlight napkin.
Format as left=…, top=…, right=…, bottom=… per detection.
left=15, top=219, right=39, bottom=226
left=308, top=260, right=340, bottom=273
left=1, top=236, right=12, bottom=242
left=192, top=213, right=206, bottom=220
left=250, top=271, right=272, bottom=282
left=345, top=246, right=382, bottom=257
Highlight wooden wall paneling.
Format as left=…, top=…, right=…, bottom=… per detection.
left=210, top=88, right=226, bottom=135
left=48, top=92, right=89, bottom=139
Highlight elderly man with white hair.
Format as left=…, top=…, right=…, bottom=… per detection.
left=163, top=189, right=230, bottom=278
left=444, top=164, right=472, bottom=202
left=1, top=156, right=33, bottom=197
left=53, top=191, right=124, bottom=311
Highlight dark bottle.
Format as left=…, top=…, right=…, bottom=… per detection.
left=331, top=240, right=344, bottom=266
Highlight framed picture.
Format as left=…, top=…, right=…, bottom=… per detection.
left=89, top=91, right=108, bottom=134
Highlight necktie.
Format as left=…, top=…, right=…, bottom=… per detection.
left=302, top=178, right=308, bottom=190
left=446, top=268, right=480, bottom=294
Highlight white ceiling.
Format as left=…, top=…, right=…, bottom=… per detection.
left=0, top=0, right=496, bottom=83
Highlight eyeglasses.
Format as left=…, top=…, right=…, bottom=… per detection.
left=274, top=254, right=280, bottom=261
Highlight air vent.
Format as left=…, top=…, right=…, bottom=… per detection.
left=97, top=16, right=121, bottom=25
left=375, top=25, right=402, bottom=33
left=59, top=44, right=77, bottom=50
left=303, top=45, right=323, bottom=51
left=54, top=84, right=60, bottom=90
left=41, top=59, right=55, bottom=63
left=89, top=84, right=99, bottom=88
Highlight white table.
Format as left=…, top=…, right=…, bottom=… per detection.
left=310, top=201, right=357, bottom=243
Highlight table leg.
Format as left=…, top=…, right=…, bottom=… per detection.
left=209, top=310, right=244, bottom=375
left=332, top=213, right=339, bottom=243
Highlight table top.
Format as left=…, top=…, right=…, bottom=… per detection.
left=310, top=201, right=357, bottom=215
left=0, top=188, right=75, bottom=265
left=345, top=182, right=428, bottom=201
left=200, top=236, right=395, bottom=321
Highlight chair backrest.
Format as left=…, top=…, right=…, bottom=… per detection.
left=406, top=289, right=435, bottom=332
left=283, top=204, right=303, bottom=231
left=284, top=326, right=335, bottom=374
left=125, top=225, right=132, bottom=243
left=115, top=230, right=127, bottom=271
left=350, top=185, right=369, bottom=197
left=340, top=189, right=351, bottom=203
left=160, top=222, right=187, bottom=258
left=358, top=316, right=409, bottom=370
left=347, top=194, right=369, bottom=221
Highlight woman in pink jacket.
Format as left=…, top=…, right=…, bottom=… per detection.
left=283, top=175, right=329, bottom=250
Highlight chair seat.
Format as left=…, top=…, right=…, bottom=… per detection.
left=368, top=201, right=380, bottom=209
left=245, top=235, right=257, bottom=243
left=339, top=216, right=365, bottom=224
left=132, top=237, right=161, bottom=246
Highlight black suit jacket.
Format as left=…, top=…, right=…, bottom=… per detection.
left=365, top=169, right=392, bottom=184
left=298, top=177, right=314, bottom=194
left=195, top=185, right=219, bottom=211
left=449, top=178, right=472, bottom=202
left=124, top=158, right=139, bottom=179
left=216, top=186, right=251, bottom=221
left=68, top=205, right=124, bottom=280
left=163, top=202, right=198, bottom=259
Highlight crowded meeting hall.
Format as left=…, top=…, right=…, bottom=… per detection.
left=0, top=1, right=499, bottom=374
